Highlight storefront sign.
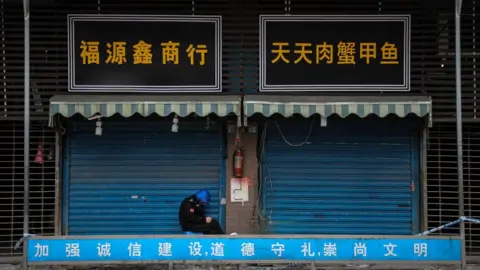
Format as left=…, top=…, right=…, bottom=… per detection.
left=68, top=15, right=221, bottom=92
left=259, top=15, right=411, bottom=92
left=27, top=237, right=460, bottom=263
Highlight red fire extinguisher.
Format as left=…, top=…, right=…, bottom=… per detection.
left=233, top=149, right=244, bottom=178
left=233, top=137, right=244, bottom=178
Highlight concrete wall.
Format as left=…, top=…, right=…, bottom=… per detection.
left=225, top=129, right=259, bottom=234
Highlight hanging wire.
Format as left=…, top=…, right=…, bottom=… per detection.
left=253, top=116, right=317, bottom=231
left=253, top=121, right=271, bottom=228
left=274, top=115, right=316, bottom=147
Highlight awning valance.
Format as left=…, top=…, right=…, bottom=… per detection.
left=49, top=95, right=242, bottom=127
left=244, top=95, right=432, bottom=126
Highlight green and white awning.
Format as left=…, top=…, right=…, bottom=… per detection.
left=49, top=95, right=242, bottom=127
left=244, top=95, right=432, bottom=126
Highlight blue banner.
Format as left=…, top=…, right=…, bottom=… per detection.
left=27, top=237, right=460, bottom=263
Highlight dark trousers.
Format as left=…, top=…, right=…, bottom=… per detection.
left=187, top=219, right=225, bottom=235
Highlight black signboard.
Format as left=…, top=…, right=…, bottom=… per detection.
left=259, top=15, right=411, bottom=92
left=68, top=15, right=222, bottom=92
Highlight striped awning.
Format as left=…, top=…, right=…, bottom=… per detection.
left=49, top=95, right=242, bottom=126
left=244, top=95, right=432, bottom=126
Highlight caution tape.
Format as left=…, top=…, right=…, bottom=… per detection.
left=14, top=233, right=36, bottom=250
left=417, top=216, right=480, bottom=236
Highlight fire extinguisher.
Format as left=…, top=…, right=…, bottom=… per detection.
left=233, top=137, right=244, bottom=178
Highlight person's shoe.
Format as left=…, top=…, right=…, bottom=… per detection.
left=229, top=232, right=238, bottom=235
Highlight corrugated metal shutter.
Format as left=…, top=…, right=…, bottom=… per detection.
left=261, top=116, right=420, bottom=235
left=63, top=118, right=225, bottom=235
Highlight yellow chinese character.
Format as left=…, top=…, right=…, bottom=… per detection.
left=381, top=42, right=399, bottom=64
left=80, top=40, right=100, bottom=64
left=161, top=41, right=180, bottom=64
left=271, top=42, right=290, bottom=64
left=105, top=42, right=127, bottom=65
left=337, top=41, right=356, bottom=65
left=132, top=40, right=153, bottom=64
left=294, top=43, right=312, bottom=64
left=316, top=42, right=334, bottom=64
left=359, top=42, right=376, bottom=64
left=186, top=44, right=208, bottom=65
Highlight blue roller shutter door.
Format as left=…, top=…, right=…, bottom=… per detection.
left=262, top=118, right=420, bottom=235
left=63, top=120, right=225, bottom=235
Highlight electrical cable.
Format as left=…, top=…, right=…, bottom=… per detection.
left=273, top=115, right=315, bottom=147
left=252, top=121, right=269, bottom=227
left=251, top=116, right=317, bottom=232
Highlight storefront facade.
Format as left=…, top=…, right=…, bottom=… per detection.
left=18, top=0, right=468, bottom=267
left=45, top=14, right=239, bottom=236
left=241, top=14, right=433, bottom=237
left=260, top=116, right=421, bottom=235
left=45, top=9, right=437, bottom=238
left=51, top=95, right=241, bottom=235
left=246, top=96, right=431, bottom=235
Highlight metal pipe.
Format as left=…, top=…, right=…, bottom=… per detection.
left=23, top=0, right=30, bottom=238
left=54, top=132, right=61, bottom=236
left=421, top=128, right=428, bottom=232
left=455, top=0, right=466, bottom=269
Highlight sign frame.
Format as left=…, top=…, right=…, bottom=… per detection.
left=259, top=15, right=411, bottom=92
left=67, top=14, right=222, bottom=93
